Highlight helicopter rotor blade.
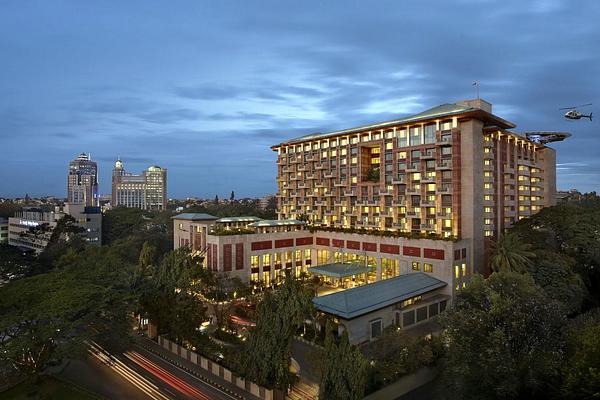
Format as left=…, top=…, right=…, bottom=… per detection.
left=559, top=103, right=592, bottom=110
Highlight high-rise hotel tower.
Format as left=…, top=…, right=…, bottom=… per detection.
left=271, top=99, right=558, bottom=273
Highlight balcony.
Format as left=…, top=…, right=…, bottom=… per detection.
left=406, top=164, right=420, bottom=172
left=531, top=171, right=543, bottom=179
left=315, top=163, right=326, bottom=169
left=483, top=151, right=494, bottom=159
left=421, top=150, right=436, bottom=159
left=436, top=160, right=452, bottom=170
left=334, top=180, right=348, bottom=187
left=436, top=211, right=452, bottom=218
left=421, top=175, right=436, bottom=183
left=436, top=135, right=452, bottom=146
left=436, top=185, right=452, bottom=194
left=421, top=200, right=435, bottom=207
left=518, top=158, right=535, bottom=168
left=343, top=189, right=357, bottom=196
left=406, top=211, right=419, bottom=217
left=518, top=187, right=531, bottom=195
left=406, top=187, right=420, bottom=195
left=324, top=171, right=336, bottom=178
left=420, top=224, right=436, bottom=230
left=392, top=197, right=406, bottom=206
left=392, top=176, right=406, bottom=184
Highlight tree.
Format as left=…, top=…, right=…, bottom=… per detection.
left=319, top=322, right=369, bottom=400
left=230, top=191, right=235, bottom=202
left=562, top=308, right=600, bottom=399
left=277, top=272, right=314, bottom=334
left=136, top=248, right=208, bottom=341
left=214, top=194, right=219, bottom=204
left=239, top=291, right=293, bottom=390
left=440, top=272, right=566, bottom=400
left=238, top=274, right=313, bottom=389
left=0, top=245, right=135, bottom=381
left=0, top=244, right=39, bottom=281
left=527, top=250, right=586, bottom=315
left=511, top=198, right=600, bottom=304
left=490, top=232, right=536, bottom=273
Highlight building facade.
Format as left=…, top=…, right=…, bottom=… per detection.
left=173, top=98, right=560, bottom=343
left=0, top=217, right=8, bottom=244
left=8, top=206, right=102, bottom=253
left=271, top=99, right=557, bottom=274
left=68, top=153, right=99, bottom=207
left=112, top=159, right=167, bottom=210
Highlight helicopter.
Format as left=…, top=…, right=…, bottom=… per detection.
left=560, top=103, right=593, bottom=121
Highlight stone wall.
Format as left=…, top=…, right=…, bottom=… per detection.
left=158, top=336, right=284, bottom=400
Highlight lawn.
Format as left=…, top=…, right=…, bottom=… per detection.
left=0, top=376, right=102, bottom=400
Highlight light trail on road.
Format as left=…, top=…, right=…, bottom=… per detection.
left=87, top=341, right=171, bottom=400
left=125, top=351, right=211, bottom=400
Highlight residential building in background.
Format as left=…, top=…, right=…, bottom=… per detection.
left=8, top=205, right=102, bottom=253
left=112, top=159, right=167, bottom=210
left=67, top=153, right=99, bottom=207
left=0, top=218, right=8, bottom=243
left=173, top=98, right=562, bottom=343
left=259, top=194, right=276, bottom=210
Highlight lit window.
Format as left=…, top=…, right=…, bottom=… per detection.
left=455, top=265, right=459, bottom=279
left=412, top=261, right=420, bottom=271
left=424, top=263, right=433, bottom=273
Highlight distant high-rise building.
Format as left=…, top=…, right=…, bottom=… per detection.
left=112, top=159, right=167, bottom=210
left=68, top=153, right=99, bottom=206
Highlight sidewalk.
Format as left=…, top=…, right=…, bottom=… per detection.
left=134, top=335, right=261, bottom=400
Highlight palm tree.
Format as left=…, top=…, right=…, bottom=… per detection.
left=490, top=232, right=536, bottom=273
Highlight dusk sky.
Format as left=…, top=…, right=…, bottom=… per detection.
left=1, top=0, right=599, bottom=199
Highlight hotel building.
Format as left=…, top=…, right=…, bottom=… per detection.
left=173, top=98, right=561, bottom=343
left=112, top=159, right=167, bottom=210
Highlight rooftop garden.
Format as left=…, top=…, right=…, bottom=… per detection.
left=308, top=225, right=459, bottom=242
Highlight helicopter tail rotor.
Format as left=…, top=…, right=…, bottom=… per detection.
left=590, top=112, right=593, bottom=121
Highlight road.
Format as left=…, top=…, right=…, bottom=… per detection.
left=61, top=341, right=240, bottom=400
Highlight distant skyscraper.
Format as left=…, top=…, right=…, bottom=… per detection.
left=68, top=153, right=99, bottom=206
left=112, top=159, right=167, bottom=210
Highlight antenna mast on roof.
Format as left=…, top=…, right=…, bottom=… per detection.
left=472, top=81, right=480, bottom=100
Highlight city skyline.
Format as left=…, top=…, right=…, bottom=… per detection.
left=1, top=0, right=600, bottom=198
